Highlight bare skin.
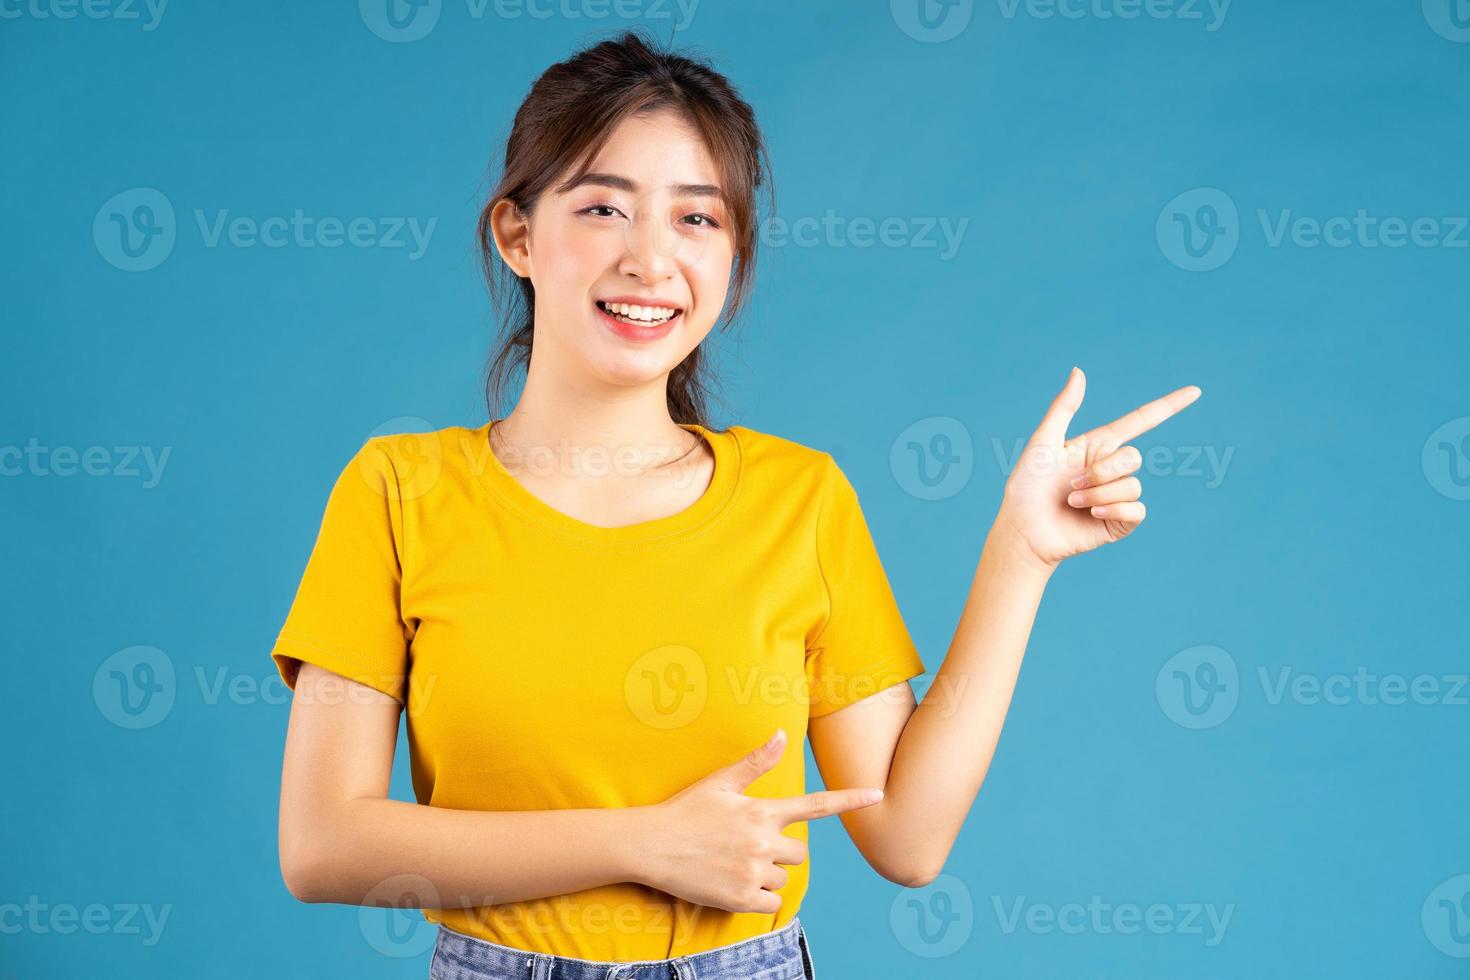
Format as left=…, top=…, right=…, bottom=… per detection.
left=277, top=105, right=1203, bottom=910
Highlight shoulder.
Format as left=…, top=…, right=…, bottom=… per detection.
left=351, top=423, right=486, bottom=498
left=358, top=423, right=488, bottom=463
left=719, top=423, right=859, bottom=511
left=722, top=422, right=836, bottom=479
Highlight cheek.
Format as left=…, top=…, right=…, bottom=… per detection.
left=538, top=224, right=616, bottom=288
left=688, top=246, right=736, bottom=310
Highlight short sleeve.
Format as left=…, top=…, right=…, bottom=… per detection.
left=805, top=455, right=927, bottom=718
left=269, top=439, right=412, bottom=702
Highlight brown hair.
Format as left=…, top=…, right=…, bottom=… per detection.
left=477, top=27, right=773, bottom=429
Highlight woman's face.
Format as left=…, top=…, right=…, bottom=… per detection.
left=496, top=109, right=736, bottom=390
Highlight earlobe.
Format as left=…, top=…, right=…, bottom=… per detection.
left=489, top=198, right=532, bottom=278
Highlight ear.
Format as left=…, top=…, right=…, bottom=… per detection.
left=488, top=198, right=532, bottom=278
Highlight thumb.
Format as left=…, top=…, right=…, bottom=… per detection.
left=1030, top=366, right=1086, bottom=447
left=712, top=728, right=787, bottom=792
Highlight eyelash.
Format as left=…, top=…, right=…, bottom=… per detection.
left=579, top=204, right=721, bottom=229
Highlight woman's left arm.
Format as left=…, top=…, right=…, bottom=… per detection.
left=808, top=368, right=1201, bottom=887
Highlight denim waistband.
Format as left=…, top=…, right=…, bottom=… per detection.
left=429, top=915, right=808, bottom=980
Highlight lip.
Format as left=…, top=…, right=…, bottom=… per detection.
left=594, top=298, right=684, bottom=342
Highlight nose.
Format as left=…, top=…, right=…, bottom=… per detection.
left=618, top=212, right=679, bottom=284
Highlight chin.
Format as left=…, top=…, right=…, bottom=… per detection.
left=581, top=326, right=698, bottom=383
left=583, top=348, right=688, bottom=388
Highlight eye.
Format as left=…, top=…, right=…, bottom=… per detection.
left=579, top=204, right=623, bottom=219
left=683, top=213, right=721, bottom=229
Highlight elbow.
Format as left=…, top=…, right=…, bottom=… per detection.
left=888, top=865, right=941, bottom=890
left=279, top=794, right=359, bottom=904
left=861, top=823, right=948, bottom=889
left=910, top=865, right=943, bottom=888
left=279, top=834, right=333, bottom=904
left=877, top=855, right=944, bottom=890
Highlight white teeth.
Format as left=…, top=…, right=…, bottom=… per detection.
left=602, top=301, right=678, bottom=323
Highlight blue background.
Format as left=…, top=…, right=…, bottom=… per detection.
left=4, top=0, right=1468, bottom=976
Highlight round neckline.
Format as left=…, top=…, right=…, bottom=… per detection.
left=469, top=419, right=741, bottom=546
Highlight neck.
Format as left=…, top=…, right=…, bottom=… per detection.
left=494, top=353, right=701, bottom=478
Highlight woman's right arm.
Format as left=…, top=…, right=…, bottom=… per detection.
left=278, top=662, right=888, bottom=909
left=278, top=661, right=647, bottom=907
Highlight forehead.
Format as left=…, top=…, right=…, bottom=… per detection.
left=576, top=110, right=720, bottom=190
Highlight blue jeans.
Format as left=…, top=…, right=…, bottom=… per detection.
left=428, top=916, right=816, bottom=980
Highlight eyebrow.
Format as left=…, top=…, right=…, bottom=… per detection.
left=558, top=171, right=723, bottom=200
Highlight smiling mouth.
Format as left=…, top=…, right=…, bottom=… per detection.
left=595, top=300, right=684, bottom=327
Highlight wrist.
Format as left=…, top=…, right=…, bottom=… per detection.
left=614, top=804, right=664, bottom=887
left=986, top=512, right=1059, bottom=580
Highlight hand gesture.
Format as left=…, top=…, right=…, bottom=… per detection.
left=634, top=728, right=884, bottom=913
left=998, top=367, right=1202, bottom=568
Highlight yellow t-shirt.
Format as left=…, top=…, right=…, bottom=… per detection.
left=269, top=419, right=926, bottom=961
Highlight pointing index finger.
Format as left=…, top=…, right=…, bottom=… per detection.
left=1083, top=384, right=1202, bottom=445
left=773, top=788, right=884, bottom=826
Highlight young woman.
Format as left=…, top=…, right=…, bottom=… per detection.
left=270, top=28, right=1200, bottom=980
